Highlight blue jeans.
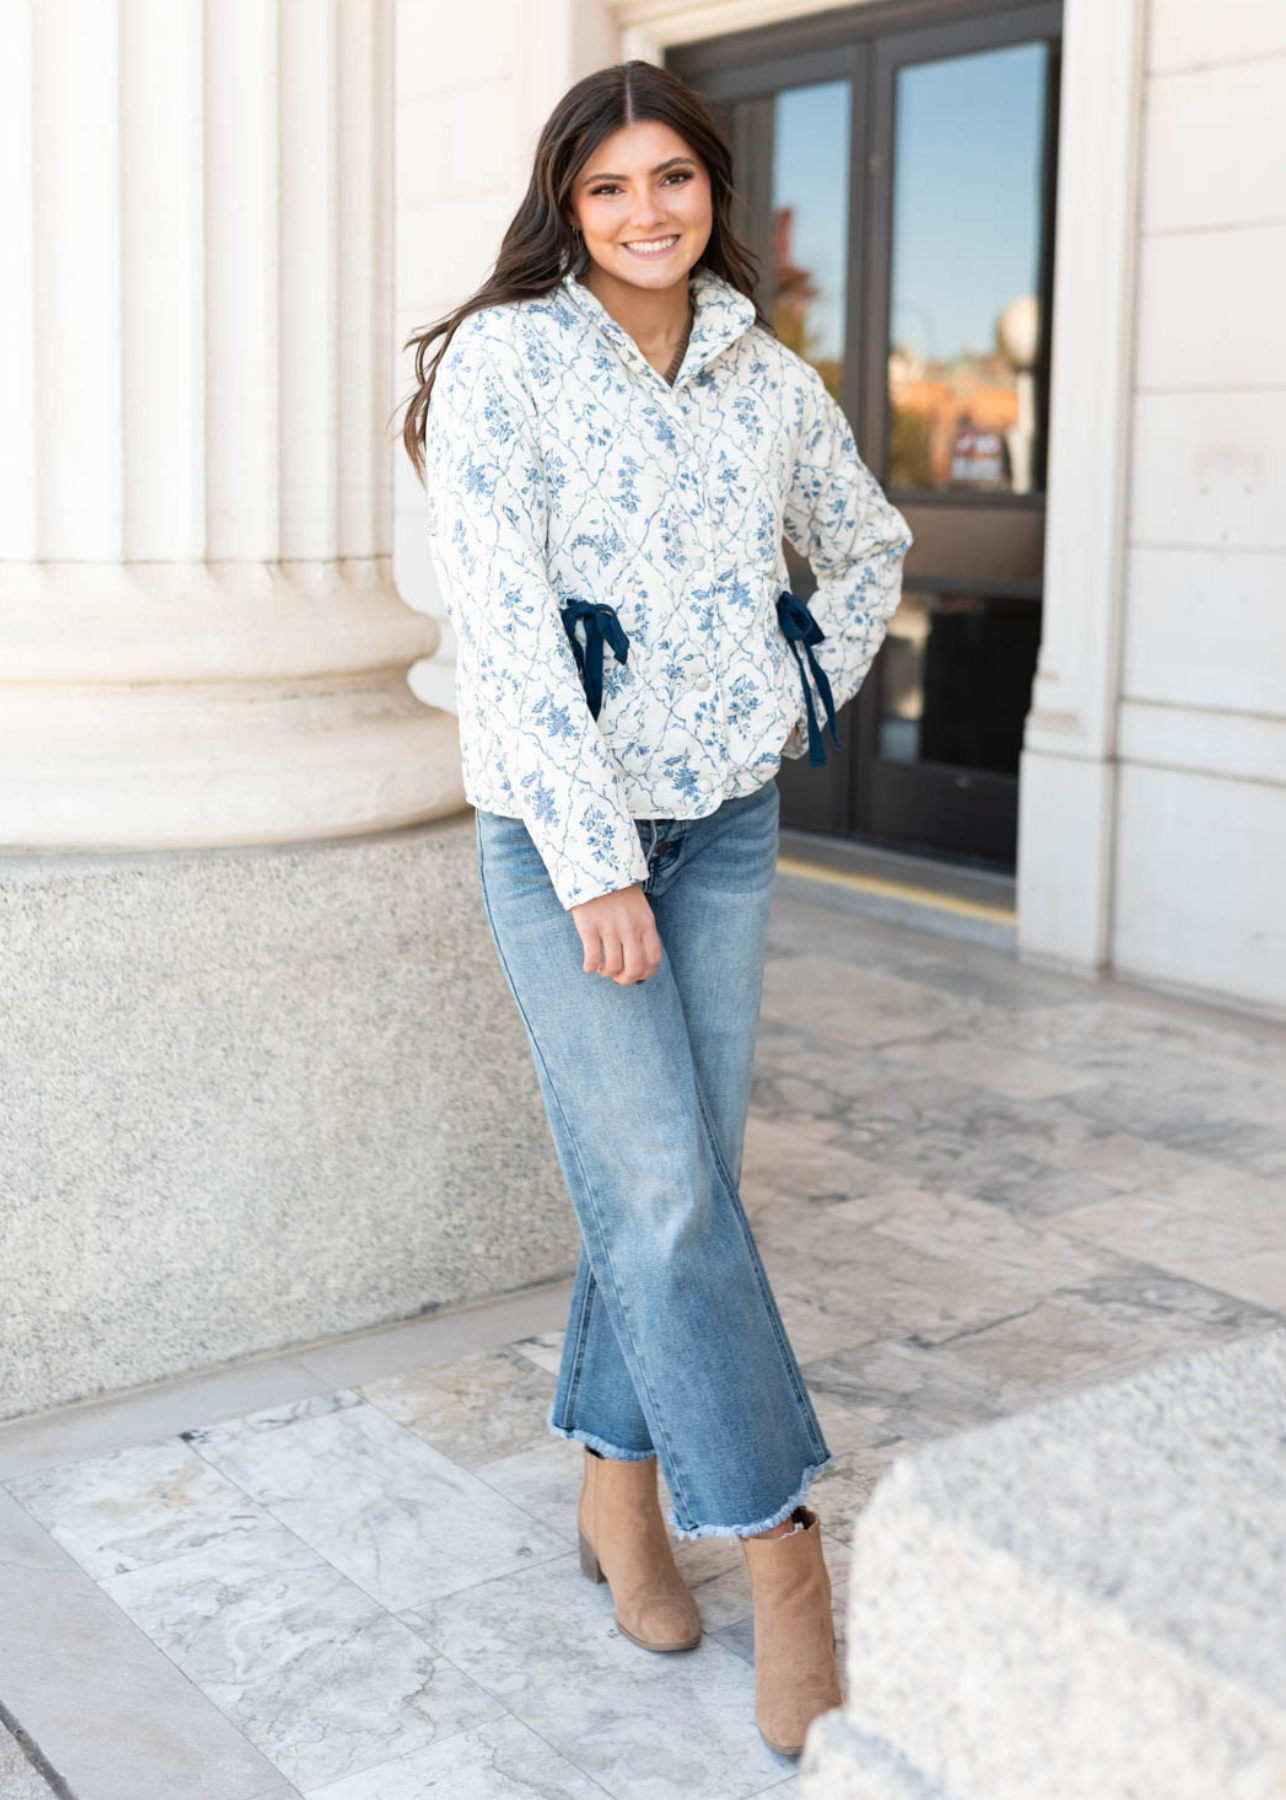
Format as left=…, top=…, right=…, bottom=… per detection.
left=474, top=776, right=833, bottom=1540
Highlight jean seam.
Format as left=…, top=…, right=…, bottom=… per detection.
left=690, top=1072, right=823, bottom=1458
left=476, top=827, right=693, bottom=1519
left=558, top=1254, right=595, bottom=1426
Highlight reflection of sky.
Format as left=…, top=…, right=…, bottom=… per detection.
left=773, top=82, right=850, bottom=362
left=892, top=43, right=1047, bottom=364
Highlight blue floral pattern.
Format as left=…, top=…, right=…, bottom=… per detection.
left=424, top=264, right=912, bottom=909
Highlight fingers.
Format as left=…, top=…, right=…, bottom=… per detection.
left=588, top=929, right=661, bottom=984
left=572, top=890, right=663, bottom=985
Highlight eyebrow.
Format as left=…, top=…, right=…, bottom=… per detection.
left=580, top=156, right=696, bottom=185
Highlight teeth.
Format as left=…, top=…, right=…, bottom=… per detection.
left=625, top=235, right=678, bottom=252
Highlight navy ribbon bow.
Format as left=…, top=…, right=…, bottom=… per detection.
left=560, top=598, right=630, bottom=720
left=777, top=589, right=842, bottom=767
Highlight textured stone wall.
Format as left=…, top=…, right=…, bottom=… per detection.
left=0, top=815, right=578, bottom=1421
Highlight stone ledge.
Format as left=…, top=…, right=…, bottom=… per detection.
left=803, top=1328, right=1286, bottom=1800
left=0, top=814, right=577, bottom=1421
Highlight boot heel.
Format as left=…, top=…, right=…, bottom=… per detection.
left=578, top=1527, right=605, bottom=1583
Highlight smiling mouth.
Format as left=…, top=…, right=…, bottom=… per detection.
left=621, top=234, right=680, bottom=258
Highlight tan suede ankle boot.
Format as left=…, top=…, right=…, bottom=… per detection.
left=739, top=1504, right=843, bottom=1755
left=577, top=1446, right=701, bottom=1652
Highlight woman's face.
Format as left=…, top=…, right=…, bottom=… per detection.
left=569, top=120, right=712, bottom=289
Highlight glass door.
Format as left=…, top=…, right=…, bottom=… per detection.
left=702, top=41, right=867, bottom=836
left=670, top=1, right=1062, bottom=871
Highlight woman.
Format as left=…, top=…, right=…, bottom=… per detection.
left=402, top=59, right=911, bottom=1758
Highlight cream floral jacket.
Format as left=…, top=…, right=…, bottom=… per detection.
left=424, top=263, right=912, bottom=909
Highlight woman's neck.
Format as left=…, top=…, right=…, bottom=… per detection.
left=577, top=264, right=693, bottom=364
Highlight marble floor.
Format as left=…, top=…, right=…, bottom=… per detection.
left=2, top=888, right=1285, bottom=1800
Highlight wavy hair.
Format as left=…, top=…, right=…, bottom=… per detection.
left=399, top=59, right=770, bottom=483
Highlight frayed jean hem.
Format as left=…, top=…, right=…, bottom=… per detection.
left=547, top=1404, right=656, bottom=1462
left=665, top=1449, right=835, bottom=1541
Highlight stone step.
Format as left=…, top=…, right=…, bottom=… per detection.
left=803, top=1327, right=1286, bottom=1800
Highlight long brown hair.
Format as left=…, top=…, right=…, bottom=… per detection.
left=399, top=59, right=770, bottom=484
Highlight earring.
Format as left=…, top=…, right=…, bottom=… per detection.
left=570, top=223, right=589, bottom=275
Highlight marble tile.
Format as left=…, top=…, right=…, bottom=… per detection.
left=800, top=1063, right=1114, bottom=1205
left=303, top=1713, right=606, bottom=1800
left=934, top=1276, right=1279, bottom=1396
left=880, top=1033, right=1104, bottom=1102
left=748, top=1067, right=865, bottom=1136
left=1034, top=1128, right=1210, bottom=1192
left=800, top=1340, right=1042, bottom=1446
left=948, top=997, right=1286, bottom=1111
left=3, top=1435, right=265, bottom=1578
left=506, top=1331, right=566, bottom=1376
left=182, top=1390, right=568, bottom=1608
left=471, top=1438, right=582, bottom=1544
left=765, top=1208, right=1099, bottom=1357
left=1052, top=1185, right=1286, bottom=1312
left=1064, top=1075, right=1286, bottom=1168
left=401, top=1553, right=798, bottom=1798
left=962, top=1164, right=1130, bottom=1219
left=760, top=957, right=979, bottom=1049
left=360, top=1347, right=557, bottom=1468
left=101, top=1518, right=504, bottom=1793
left=865, top=1185, right=1115, bottom=1292
left=400, top=1549, right=673, bottom=1701
left=739, top=1121, right=894, bottom=1212
left=771, top=1285, right=885, bottom=1367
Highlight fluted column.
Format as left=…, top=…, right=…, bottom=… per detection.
left=0, top=0, right=462, bottom=849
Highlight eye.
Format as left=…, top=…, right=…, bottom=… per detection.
left=588, top=170, right=695, bottom=197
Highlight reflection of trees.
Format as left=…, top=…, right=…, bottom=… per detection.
left=887, top=342, right=1019, bottom=491
left=889, top=403, right=934, bottom=489
left=771, top=204, right=843, bottom=405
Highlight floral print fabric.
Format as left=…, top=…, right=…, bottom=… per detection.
left=423, top=262, right=913, bottom=909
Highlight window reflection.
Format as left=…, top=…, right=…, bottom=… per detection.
left=888, top=43, right=1051, bottom=494
left=879, top=591, right=1041, bottom=774
left=771, top=81, right=850, bottom=404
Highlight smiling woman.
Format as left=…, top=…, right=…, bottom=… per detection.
left=399, top=57, right=910, bottom=1760
left=569, top=126, right=708, bottom=378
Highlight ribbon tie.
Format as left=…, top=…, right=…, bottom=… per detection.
left=777, top=589, right=842, bottom=767
left=560, top=598, right=630, bottom=720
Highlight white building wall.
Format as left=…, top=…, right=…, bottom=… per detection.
left=1112, top=0, right=1286, bottom=1013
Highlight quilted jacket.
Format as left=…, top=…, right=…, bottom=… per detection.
left=423, top=262, right=913, bottom=909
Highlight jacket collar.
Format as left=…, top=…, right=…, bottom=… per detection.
left=557, top=262, right=757, bottom=385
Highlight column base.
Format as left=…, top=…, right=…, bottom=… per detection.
left=0, top=816, right=579, bottom=1421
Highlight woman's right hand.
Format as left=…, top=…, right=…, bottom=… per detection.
left=571, top=884, right=663, bottom=985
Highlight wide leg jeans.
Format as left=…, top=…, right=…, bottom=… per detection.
left=475, top=775, right=833, bottom=1540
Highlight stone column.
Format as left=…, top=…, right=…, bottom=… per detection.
left=0, top=0, right=463, bottom=849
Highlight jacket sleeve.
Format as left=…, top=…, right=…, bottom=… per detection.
left=779, top=365, right=913, bottom=756
left=424, top=323, right=649, bottom=910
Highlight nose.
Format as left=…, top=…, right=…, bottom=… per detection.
left=627, top=192, right=670, bottom=230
